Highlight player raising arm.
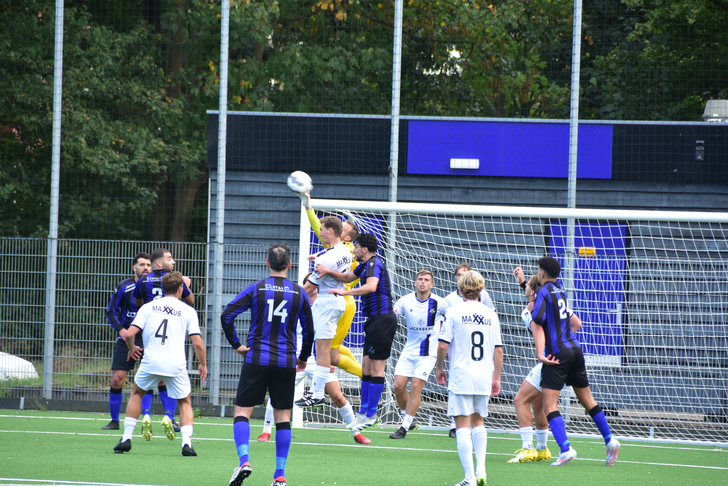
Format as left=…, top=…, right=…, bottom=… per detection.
left=315, top=233, right=397, bottom=433
left=295, top=217, right=352, bottom=408
left=113, top=271, right=207, bottom=456
left=299, top=193, right=362, bottom=378
left=436, top=270, right=502, bottom=486
left=508, top=269, right=582, bottom=463
left=524, top=256, right=620, bottom=466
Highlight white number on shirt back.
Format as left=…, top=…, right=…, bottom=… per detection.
left=152, top=287, right=163, bottom=300
left=267, top=299, right=289, bottom=324
left=471, top=330, right=484, bottom=361
left=155, top=319, right=168, bottom=345
left=557, top=298, right=567, bottom=319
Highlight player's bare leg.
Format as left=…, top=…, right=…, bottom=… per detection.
left=391, top=376, right=424, bottom=439
left=509, top=381, right=544, bottom=463
left=326, top=381, right=370, bottom=445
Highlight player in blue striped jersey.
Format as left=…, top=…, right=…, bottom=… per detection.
left=525, top=256, right=620, bottom=466
left=102, top=252, right=151, bottom=430
left=390, top=269, right=447, bottom=439
left=133, top=247, right=194, bottom=308
left=223, top=243, right=314, bottom=486
left=131, top=247, right=193, bottom=431
left=316, top=233, right=397, bottom=433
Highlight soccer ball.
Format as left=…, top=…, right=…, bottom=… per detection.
left=287, top=171, right=313, bottom=195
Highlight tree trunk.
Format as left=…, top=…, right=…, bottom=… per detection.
left=150, top=179, right=173, bottom=241
left=169, top=165, right=207, bottom=242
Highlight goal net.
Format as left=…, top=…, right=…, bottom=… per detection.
left=294, top=199, right=728, bottom=445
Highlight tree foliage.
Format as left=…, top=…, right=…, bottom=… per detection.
left=1, top=0, right=726, bottom=239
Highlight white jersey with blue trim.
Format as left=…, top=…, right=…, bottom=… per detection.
left=309, top=242, right=352, bottom=295
left=439, top=300, right=502, bottom=395
left=393, top=292, right=447, bottom=357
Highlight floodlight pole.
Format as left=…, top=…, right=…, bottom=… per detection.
left=566, top=0, right=584, bottom=305
left=44, top=0, right=65, bottom=400
left=211, top=0, right=230, bottom=406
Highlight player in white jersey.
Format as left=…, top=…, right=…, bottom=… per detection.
left=113, top=272, right=207, bottom=456
left=389, top=269, right=447, bottom=439
left=436, top=270, right=503, bottom=486
left=445, top=261, right=496, bottom=312
left=296, top=217, right=353, bottom=407
left=259, top=274, right=372, bottom=445
left=444, top=261, right=496, bottom=437
left=510, top=268, right=584, bottom=464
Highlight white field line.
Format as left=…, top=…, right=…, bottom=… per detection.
left=1, top=428, right=727, bottom=471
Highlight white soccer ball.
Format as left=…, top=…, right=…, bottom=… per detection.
left=287, top=171, right=313, bottom=195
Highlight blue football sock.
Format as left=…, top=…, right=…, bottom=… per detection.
left=109, top=387, right=122, bottom=421
left=359, top=375, right=371, bottom=415
left=158, top=385, right=176, bottom=419
left=274, top=422, right=291, bottom=478
left=547, top=411, right=571, bottom=453
left=588, top=405, right=613, bottom=445
left=233, top=416, right=250, bottom=466
left=141, top=390, right=153, bottom=415
left=366, top=376, right=385, bottom=418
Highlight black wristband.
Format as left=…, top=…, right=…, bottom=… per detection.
left=519, top=281, right=527, bottom=290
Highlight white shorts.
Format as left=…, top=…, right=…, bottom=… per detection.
left=393, top=354, right=436, bottom=381
left=312, top=295, right=346, bottom=340
left=296, top=359, right=339, bottom=386
left=524, top=362, right=543, bottom=392
left=134, top=367, right=191, bottom=399
left=447, top=391, right=490, bottom=418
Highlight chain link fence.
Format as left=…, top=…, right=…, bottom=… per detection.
left=0, top=238, right=286, bottom=405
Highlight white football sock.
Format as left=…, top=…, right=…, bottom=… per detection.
left=471, top=425, right=487, bottom=478
left=401, top=414, right=414, bottom=430
left=338, top=402, right=357, bottom=436
left=536, top=428, right=549, bottom=450
left=311, top=365, right=330, bottom=399
left=456, top=428, right=475, bottom=482
left=123, top=417, right=137, bottom=441
left=520, top=426, right=534, bottom=449
left=262, top=400, right=274, bottom=434
left=181, top=425, right=192, bottom=446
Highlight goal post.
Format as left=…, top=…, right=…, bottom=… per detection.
left=295, top=198, right=728, bottom=445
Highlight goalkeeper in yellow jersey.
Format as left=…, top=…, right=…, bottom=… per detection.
left=299, top=192, right=362, bottom=378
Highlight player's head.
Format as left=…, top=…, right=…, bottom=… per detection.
left=538, top=256, right=561, bottom=280
left=151, top=247, right=174, bottom=271
left=458, top=270, right=484, bottom=300
left=343, top=219, right=359, bottom=243
left=454, top=262, right=471, bottom=282
left=320, top=216, right=343, bottom=244
left=267, top=243, right=291, bottom=272
left=161, top=271, right=184, bottom=297
left=132, top=252, right=151, bottom=279
left=354, top=233, right=378, bottom=260
left=526, top=274, right=539, bottom=303
left=414, top=269, right=434, bottom=293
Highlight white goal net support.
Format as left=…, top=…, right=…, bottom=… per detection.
left=294, top=199, right=728, bottom=445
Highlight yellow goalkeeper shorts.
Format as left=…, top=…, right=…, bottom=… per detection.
left=331, top=294, right=356, bottom=349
